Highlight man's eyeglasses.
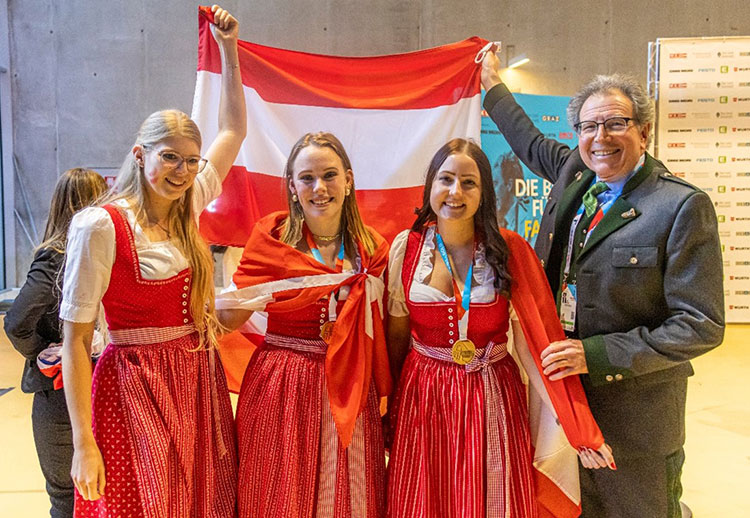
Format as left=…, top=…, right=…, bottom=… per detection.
left=574, top=117, right=635, bottom=137
left=149, top=148, right=207, bottom=174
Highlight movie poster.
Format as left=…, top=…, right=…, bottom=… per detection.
left=481, top=92, right=575, bottom=247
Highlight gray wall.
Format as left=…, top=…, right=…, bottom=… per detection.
left=6, top=0, right=750, bottom=284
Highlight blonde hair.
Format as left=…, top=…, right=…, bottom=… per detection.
left=39, top=168, right=108, bottom=254
left=102, top=109, right=220, bottom=349
left=281, top=132, right=376, bottom=257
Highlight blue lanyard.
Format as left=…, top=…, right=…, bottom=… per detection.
left=309, top=242, right=344, bottom=266
left=435, top=233, right=473, bottom=314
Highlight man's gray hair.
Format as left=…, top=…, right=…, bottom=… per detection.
left=567, top=74, right=655, bottom=146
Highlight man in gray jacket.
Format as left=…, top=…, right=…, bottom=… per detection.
left=481, top=52, right=724, bottom=517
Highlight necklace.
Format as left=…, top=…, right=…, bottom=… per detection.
left=143, top=216, right=171, bottom=238
left=154, top=221, right=171, bottom=238
left=312, top=232, right=340, bottom=243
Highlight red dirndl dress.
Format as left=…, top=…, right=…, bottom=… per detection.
left=74, top=206, right=237, bottom=518
left=386, top=229, right=536, bottom=518
left=235, top=300, right=387, bottom=518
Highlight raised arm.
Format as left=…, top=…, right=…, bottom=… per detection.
left=204, top=5, right=247, bottom=181
left=481, top=49, right=581, bottom=184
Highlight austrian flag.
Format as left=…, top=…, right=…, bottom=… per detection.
left=191, top=8, right=487, bottom=246
left=191, top=8, right=594, bottom=518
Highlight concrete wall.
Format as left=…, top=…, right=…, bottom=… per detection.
left=6, top=0, right=750, bottom=284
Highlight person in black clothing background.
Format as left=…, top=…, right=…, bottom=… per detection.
left=5, top=168, right=107, bottom=518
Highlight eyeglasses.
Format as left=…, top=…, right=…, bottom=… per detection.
left=574, top=117, right=635, bottom=137
left=146, top=147, right=206, bottom=174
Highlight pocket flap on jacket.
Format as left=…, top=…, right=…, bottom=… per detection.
left=612, top=246, right=658, bottom=268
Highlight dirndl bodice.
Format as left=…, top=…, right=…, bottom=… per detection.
left=401, top=228, right=510, bottom=349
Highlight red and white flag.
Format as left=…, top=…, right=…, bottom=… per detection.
left=192, top=8, right=486, bottom=246
left=192, top=8, right=590, bottom=517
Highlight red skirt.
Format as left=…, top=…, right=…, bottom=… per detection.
left=236, top=337, right=386, bottom=518
left=386, top=348, right=537, bottom=518
left=74, top=334, right=237, bottom=518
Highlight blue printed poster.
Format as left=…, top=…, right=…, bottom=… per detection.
left=481, top=92, right=576, bottom=246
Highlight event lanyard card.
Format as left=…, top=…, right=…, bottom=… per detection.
left=559, top=283, right=577, bottom=332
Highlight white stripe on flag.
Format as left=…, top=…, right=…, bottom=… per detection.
left=192, top=71, right=482, bottom=190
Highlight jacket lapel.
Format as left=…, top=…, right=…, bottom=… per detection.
left=579, top=154, right=655, bottom=258
left=553, top=169, right=595, bottom=236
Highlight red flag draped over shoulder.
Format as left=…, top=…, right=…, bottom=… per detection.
left=219, top=212, right=391, bottom=447
left=193, top=6, right=487, bottom=246
left=501, top=228, right=604, bottom=518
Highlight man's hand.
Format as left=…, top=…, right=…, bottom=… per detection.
left=481, top=46, right=503, bottom=91
left=541, top=339, right=588, bottom=380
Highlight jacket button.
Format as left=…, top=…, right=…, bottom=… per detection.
left=629, top=256, right=638, bottom=265
left=541, top=259, right=545, bottom=268
left=549, top=233, right=553, bottom=241
left=605, top=375, right=614, bottom=382
left=615, top=373, right=624, bottom=381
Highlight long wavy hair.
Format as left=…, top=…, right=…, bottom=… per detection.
left=101, top=109, right=220, bottom=349
left=412, top=138, right=512, bottom=295
left=280, top=132, right=376, bottom=258
left=38, top=168, right=109, bottom=254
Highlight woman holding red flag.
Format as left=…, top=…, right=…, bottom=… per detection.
left=60, top=5, right=245, bottom=517
left=217, top=132, right=391, bottom=517
left=385, top=138, right=614, bottom=518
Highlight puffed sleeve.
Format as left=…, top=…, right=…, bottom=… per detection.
left=59, top=207, right=115, bottom=323
left=387, top=229, right=410, bottom=317
left=191, top=160, right=223, bottom=216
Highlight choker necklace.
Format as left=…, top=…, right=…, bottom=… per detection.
left=312, top=232, right=340, bottom=243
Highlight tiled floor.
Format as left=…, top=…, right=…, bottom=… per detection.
left=1, top=318, right=748, bottom=517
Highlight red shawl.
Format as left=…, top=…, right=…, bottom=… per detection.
left=229, top=212, right=392, bottom=447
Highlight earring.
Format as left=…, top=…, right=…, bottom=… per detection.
left=292, top=194, right=298, bottom=202
left=345, top=187, right=351, bottom=196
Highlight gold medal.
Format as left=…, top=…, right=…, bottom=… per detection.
left=451, top=339, right=476, bottom=365
left=320, top=321, right=335, bottom=344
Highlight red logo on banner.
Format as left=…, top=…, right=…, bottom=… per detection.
left=668, top=142, right=686, bottom=148
left=669, top=83, right=687, bottom=88
left=559, top=132, right=574, bottom=139
left=670, top=53, right=687, bottom=58
left=668, top=113, right=687, bottom=118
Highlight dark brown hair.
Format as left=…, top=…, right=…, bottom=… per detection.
left=412, top=138, right=512, bottom=295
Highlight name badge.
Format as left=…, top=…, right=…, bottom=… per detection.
left=559, top=283, right=577, bottom=332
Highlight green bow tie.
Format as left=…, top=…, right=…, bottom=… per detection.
left=582, top=181, right=610, bottom=217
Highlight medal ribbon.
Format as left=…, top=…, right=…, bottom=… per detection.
left=304, top=226, right=345, bottom=324
left=435, top=232, right=474, bottom=340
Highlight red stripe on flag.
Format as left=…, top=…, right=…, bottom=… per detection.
left=198, top=12, right=486, bottom=109
left=199, top=166, right=424, bottom=247
left=217, top=330, right=258, bottom=393
left=536, top=470, right=581, bottom=518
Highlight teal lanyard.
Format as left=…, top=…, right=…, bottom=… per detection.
left=309, top=242, right=344, bottom=266
left=435, top=233, right=473, bottom=314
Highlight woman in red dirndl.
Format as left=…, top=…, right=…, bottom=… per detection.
left=385, top=139, right=614, bottom=518
left=60, top=7, right=246, bottom=517
left=217, top=132, right=392, bottom=518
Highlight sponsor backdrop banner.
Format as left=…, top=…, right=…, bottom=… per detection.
left=656, top=37, right=750, bottom=323
left=481, top=92, right=575, bottom=247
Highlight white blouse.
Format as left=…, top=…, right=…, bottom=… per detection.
left=60, top=161, right=222, bottom=323
left=387, top=227, right=497, bottom=318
